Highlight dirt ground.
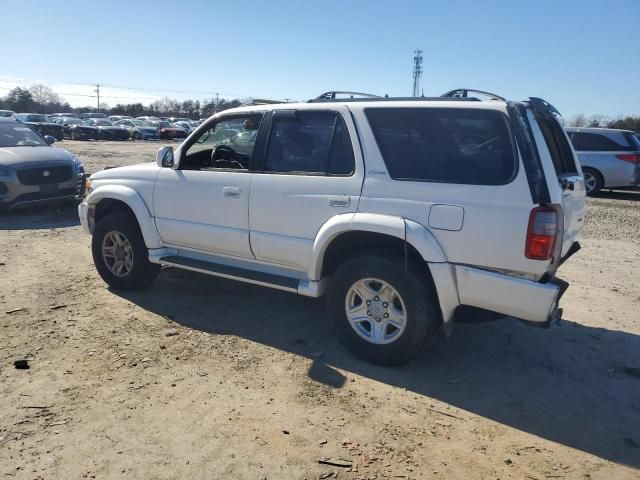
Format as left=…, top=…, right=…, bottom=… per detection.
left=1, top=140, right=639, bottom=480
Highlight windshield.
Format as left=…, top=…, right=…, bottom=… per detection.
left=93, top=120, right=113, bottom=126
left=0, top=123, right=48, bottom=147
left=66, top=118, right=85, bottom=125
left=24, top=114, right=51, bottom=123
left=157, top=121, right=172, bottom=128
left=132, top=120, right=151, bottom=127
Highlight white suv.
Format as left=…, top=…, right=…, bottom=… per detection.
left=78, top=89, right=586, bottom=365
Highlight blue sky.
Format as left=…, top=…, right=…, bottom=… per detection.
left=1, top=0, right=638, bottom=117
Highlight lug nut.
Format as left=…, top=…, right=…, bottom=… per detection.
left=366, top=300, right=371, bottom=305
left=384, top=313, right=389, bottom=318
left=374, top=296, right=379, bottom=301
left=367, top=311, right=371, bottom=316
left=383, top=302, right=388, bottom=308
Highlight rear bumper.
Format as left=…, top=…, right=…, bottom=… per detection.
left=454, top=265, right=563, bottom=324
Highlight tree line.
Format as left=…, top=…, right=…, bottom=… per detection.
left=0, top=84, right=245, bottom=120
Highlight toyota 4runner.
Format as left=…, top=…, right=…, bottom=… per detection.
left=78, top=89, right=586, bottom=365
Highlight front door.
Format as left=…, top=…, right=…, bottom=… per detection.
left=153, top=114, right=265, bottom=258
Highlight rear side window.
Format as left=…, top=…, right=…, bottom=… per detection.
left=265, top=111, right=354, bottom=175
left=365, top=108, right=516, bottom=185
left=569, top=132, right=635, bottom=152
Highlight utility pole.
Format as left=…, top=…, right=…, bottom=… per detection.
left=412, top=50, right=423, bottom=97
left=95, top=83, right=100, bottom=111
left=215, top=92, right=219, bottom=113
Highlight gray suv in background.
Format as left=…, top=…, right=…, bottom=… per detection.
left=566, top=127, right=640, bottom=195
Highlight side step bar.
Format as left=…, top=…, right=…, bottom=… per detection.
left=158, top=255, right=325, bottom=297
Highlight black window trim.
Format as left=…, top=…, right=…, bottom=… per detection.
left=364, top=106, right=520, bottom=187
left=178, top=111, right=269, bottom=173
left=253, top=108, right=356, bottom=177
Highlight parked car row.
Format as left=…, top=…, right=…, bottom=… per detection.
left=1, top=112, right=201, bottom=142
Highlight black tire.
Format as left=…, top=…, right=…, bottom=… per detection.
left=583, top=167, right=603, bottom=196
left=326, top=253, right=440, bottom=366
left=133, top=131, right=140, bottom=140
left=91, top=212, right=160, bottom=290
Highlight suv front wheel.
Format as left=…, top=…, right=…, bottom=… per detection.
left=327, top=253, right=439, bottom=366
left=92, top=212, right=160, bottom=290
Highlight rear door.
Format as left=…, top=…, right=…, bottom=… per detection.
left=248, top=107, right=364, bottom=271
left=527, top=108, right=586, bottom=257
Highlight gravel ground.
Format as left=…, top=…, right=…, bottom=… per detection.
left=1, top=140, right=638, bottom=479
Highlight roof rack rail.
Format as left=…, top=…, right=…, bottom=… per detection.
left=244, top=98, right=288, bottom=106
left=310, top=91, right=382, bottom=102
left=440, top=88, right=506, bottom=101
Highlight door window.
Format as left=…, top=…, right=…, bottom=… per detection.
left=264, top=111, right=354, bottom=175
left=182, top=115, right=263, bottom=171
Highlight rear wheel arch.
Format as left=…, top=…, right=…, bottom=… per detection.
left=319, top=230, right=443, bottom=325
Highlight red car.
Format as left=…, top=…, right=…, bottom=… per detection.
left=156, top=121, right=188, bottom=139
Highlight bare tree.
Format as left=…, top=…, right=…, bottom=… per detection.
left=28, top=84, right=62, bottom=112
left=567, top=114, right=587, bottom=127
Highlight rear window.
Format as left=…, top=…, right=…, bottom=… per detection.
left=569, top=132, right=635, bottom=152
left=365, top=108, right=516, bottom=185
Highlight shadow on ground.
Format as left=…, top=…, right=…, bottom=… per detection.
left=116, top=268, right=640, bottom=468
left=0, top=203, right=79, bottom=230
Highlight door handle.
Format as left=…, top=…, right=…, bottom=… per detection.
left=223, top=186, right=241, bottom=198
left=329, top=196, right=350, bottom=207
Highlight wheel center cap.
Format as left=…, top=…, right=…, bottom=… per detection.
left=370, top=301, right=384, bottom=318
left=115, top=246, right=126, bottom=260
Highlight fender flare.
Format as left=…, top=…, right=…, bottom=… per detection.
left=308, top=213, right=448, bottom=280
left=85, top=185, right=163, bottom=249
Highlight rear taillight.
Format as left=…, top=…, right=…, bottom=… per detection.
left=525, top=207, right=559, bottom=260
left=616, top=154, right=640, bottom=163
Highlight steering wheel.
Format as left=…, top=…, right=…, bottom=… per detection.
left=211, top=145, right=247, bottom=169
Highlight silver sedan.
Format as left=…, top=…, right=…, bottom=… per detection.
left=0, top=119, right=85, bottom=210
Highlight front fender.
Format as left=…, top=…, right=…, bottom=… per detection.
left=84, top=185, right=163, bottom=249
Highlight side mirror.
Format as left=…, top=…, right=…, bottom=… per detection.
left=156, top=146, right=174, bottom=168
left=44, top=135, right=56, bottom=145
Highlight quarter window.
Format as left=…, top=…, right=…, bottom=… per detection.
left=264, top=111, right=354, bottom=175
left=365, top=108, right=517, bottom=185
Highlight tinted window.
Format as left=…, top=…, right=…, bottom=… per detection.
left=366, top=108, right=516, bottom=184
left=265, top=111, right=354, bottom=175
left=570, top=132, right=634, bottom=151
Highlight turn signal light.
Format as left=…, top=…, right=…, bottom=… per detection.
left=525, top=207, right=558, bottom=260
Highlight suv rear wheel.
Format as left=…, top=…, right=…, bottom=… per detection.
left=327, top=253, right=439, bottom=366
left=92, top=212, right=160, bottom=290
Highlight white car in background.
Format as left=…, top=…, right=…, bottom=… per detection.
left=566, top=127, right=640, bottom=195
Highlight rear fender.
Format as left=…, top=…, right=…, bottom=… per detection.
left=85, top=185, right=163, bottom=249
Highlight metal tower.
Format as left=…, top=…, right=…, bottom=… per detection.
left=412, top=49, right=423, bottom=97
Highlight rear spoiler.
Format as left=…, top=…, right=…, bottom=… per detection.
left=527, top=97, right=562, bottom=116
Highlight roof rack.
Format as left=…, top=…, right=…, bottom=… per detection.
left=440, top=88, right=506, bottom=101
left=311, top=91, right=382, bottom=102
